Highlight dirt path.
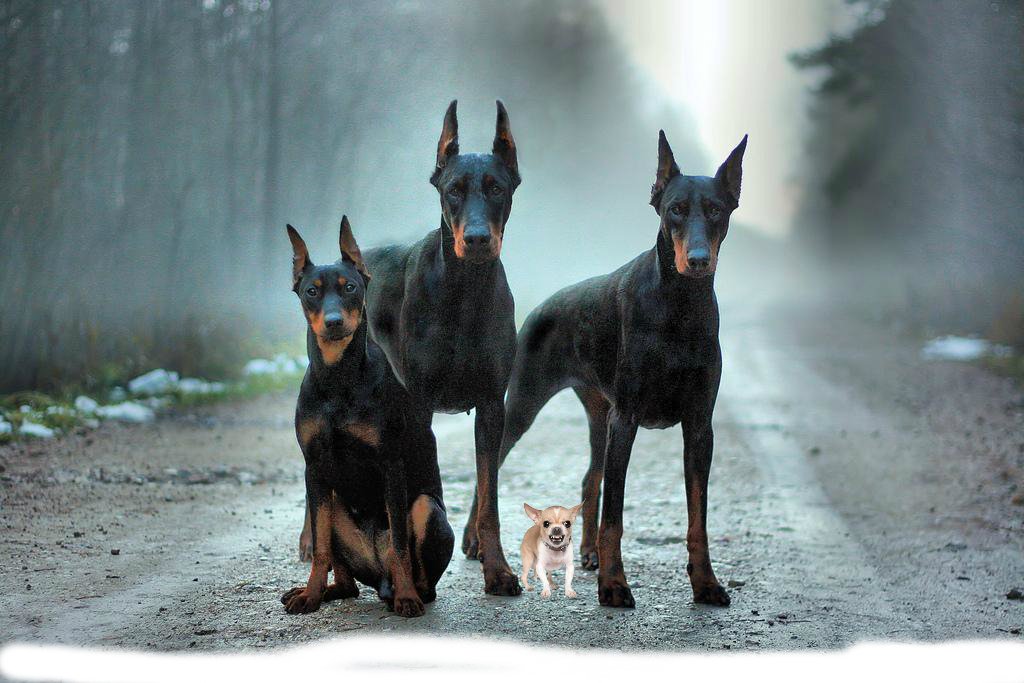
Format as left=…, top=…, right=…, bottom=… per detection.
left=1, top=307, right=1022, bottom=651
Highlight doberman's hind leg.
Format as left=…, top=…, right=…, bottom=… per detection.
left=321, top=560, right=360, bottom=602
left=298, top=503, right=313, bottom=562
left=573, top=385, right=609, bottom=571
left=409, top=494, right=454, bottom=603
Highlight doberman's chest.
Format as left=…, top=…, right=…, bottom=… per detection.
left=399, top=301, right=515, bottom=411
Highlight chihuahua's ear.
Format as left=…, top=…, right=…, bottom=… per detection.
left=286, top=224, right=312, bottom=292
left=524, top=504, right=542, bottom=523
left=338, top=215, right=371, bottom=284
left=715, top=134, right=747, bottom=208
left=492, top=100, right=520, bottom=188
left=568, top=501, right=585, bottom=519
left=431, top=100, right=459, bottom=187
left=650, top=129, right=680, bottom=212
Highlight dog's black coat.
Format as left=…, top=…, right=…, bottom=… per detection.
left=282, top=217, right=454, bottom=618
left=498, top=131, right=748, bottom=608
left=360, top=101, right=522, bottom=596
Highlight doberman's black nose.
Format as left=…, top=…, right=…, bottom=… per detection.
left=687, top=247, right=711, bottom=272
left=463, top=229, right=491, bottom=247
left=323, top=312, right=344, bottom=329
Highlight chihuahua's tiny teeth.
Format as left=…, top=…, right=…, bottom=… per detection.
left=520, top=502, right=583, bottom=599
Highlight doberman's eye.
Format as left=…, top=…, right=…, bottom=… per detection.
left=707, top=206, right=722, bottom=220
left=305, top=286, right=318, bottom=297
left=543, top=521, right=550, bottom=528
left=446, top=188, right=463, bottom=203
left=670, top=203, right=685, bottom=216
left=344, top=282, right=356, bottom=293
left=489, top=184, right=504, bottom=198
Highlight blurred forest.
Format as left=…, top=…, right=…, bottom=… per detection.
left=0, top=0, right=697, bottom=393
left=791, top=0, right=1024, bottom=343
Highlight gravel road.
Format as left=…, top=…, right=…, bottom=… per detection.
left=2, top=305, right=1023, bottom=652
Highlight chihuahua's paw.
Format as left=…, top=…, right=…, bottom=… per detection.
left=580, top=549, right=599, bottom=570
left=565, top=588, right=578, bottom=599
left=392, top=594, right=426, bottom=618
left=281, top=586, right=322, bottom=614
left=541, top=588, right=552, bottom=598
left=693, top=582, right=731, bottom=607
left=598, top=580, right=635, bottom=608
left=484, top=567, right=522, bottom=596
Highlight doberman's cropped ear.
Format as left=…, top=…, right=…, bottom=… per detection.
left=715, top=134, right=747, bottom=207
left=286, top=224, right=312, bottom=292
left=492, top=100, right=520, bottom=188
left=338, top=215, right=371, bottom=284
left=650, top=129, right=680, bottom=212
left=431, top=100, right=459, bottom=187
left=524, top=503, right=542, bottom=524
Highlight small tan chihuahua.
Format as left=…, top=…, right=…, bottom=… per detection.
left=521, top=502, right=584, bottom=598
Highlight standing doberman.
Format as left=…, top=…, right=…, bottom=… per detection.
left=359, top=101, right=522, bottom=596
left=496, top=131, right=747, bottom=607
left=283, top=217, right=454, bottom=618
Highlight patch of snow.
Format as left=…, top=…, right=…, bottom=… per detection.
left=95, top=401, right=155, bottom=423
left=46, top=405, right=74, bottom=416
left=74, top=395, right=100, bottom=413
left=177, top=378, right=227, bottom=395
left=109, top=387, right=127, bottom=402
left=128, top=369, right=180, bottom=395
left=0, top=419, right=12, bottom=435
left=20, top=421, right=56, bottom=438
left=243, top=353, right=305, bottom=376
left=19, top=405, right=32, bottom=414
left=83, top=418, right=100, bottom=429
left=921, top=336, right=1012, bottom=361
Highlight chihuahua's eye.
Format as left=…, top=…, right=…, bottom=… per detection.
left=543, top=521, right=550, bottom=528
left=344, top=282, right=356, bottom=293
left=564, top=521, right=571, bottom=528
left=305, top=286, right=318, bottom=297
left=707, top=206, right=722, bottom=220
left=489, top=184, right=504, bottom=198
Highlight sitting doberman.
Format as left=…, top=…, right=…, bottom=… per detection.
left=282, top=217, right=454, bottom=618
left=496, top=131, right=748, bottom=608
left=358, top=101, right=522, bottom=596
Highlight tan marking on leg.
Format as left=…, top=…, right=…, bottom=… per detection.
left=307, top=503, right=334, bottom=594
left=336, top=276, right=348, bottom=287
left=331, top=503, right=379, bottom=572
left=344, top=422, right=380, bottom=448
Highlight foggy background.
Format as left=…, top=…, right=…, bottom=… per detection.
left=1, top=0, right=1021, bottom=393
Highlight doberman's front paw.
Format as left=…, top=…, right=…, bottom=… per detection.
left=461, top=525, right=481, bottom=560
left=693, top=582, right=731, bottom=606
left=281, top=586, right=322, bottom=614
left=580, top=549, right=599, bottom=570
left=484, top=567, right=522, bottom=596
left=598, top=579, right=635, bottom=608
left=392, top=594, right=426, bottom=618
left=321, top=581, right=359, bottom=602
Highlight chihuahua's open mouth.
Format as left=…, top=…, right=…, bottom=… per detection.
left=547, top=534, right=565, bottom=547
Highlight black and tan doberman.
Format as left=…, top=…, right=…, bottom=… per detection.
left=357, top=101, right=522, bottom=596
left=496, top=131, right=748, bottom=607
left=283, top=217, right=454, bottom=618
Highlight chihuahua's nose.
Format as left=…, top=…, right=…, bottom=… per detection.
left=687, top=247, right=710, bottom=272
left=551, top=526, right=564, bottom=536
left=323, top=312, right=344, bottom=329
left=463, top=228, right=491, bottom=247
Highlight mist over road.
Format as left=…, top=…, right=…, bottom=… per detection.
left=2, top=304, right=1022, bottom=650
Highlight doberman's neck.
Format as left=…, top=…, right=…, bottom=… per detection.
left=306, top=319, right=369, bottom=391
left=653, top=231, right=716, bottom=305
